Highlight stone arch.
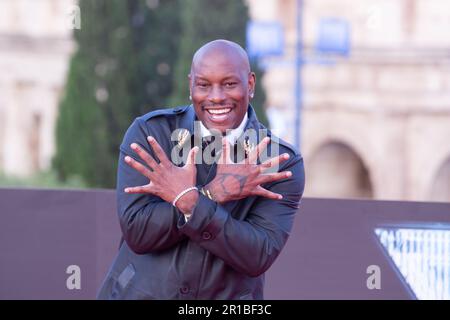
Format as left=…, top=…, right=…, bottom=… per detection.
left=306, top=140, right=374, bottom=199
left=429, top=156, right=450, bottom=202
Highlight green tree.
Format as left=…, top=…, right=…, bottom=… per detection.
left=169, top=0, right=268, bottom=125
left=53, top=0, right=180, bottom=188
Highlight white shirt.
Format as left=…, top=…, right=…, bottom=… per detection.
left=199, top=112, right=248, bottom=144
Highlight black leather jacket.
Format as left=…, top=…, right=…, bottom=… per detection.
left=97, top=105, right=305, bottom=299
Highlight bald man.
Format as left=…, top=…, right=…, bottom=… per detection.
left=97, top=39, right=305, bottom=300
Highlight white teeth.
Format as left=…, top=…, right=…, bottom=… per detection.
left=207, top=108, right=231, bottom=115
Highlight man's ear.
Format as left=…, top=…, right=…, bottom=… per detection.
left=188, top=73, right=193, bottom=96
left=248, top=72, right=256, bottom=97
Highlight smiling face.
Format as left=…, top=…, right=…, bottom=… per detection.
left=189, top=40, right=255, bottom=134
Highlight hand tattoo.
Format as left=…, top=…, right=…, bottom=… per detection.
left=216, top=173, right=248, bottom=196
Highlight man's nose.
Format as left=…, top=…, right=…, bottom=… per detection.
left=208, top=85, right=225, bottom=103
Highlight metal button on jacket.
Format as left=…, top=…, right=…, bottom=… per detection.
left=202, top=231, right=212, bottom=240
left=179, top=286, right=189, bottom=294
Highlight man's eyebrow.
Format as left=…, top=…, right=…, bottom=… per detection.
left=193, top=76, right=209, bottom=82
left=222, top=76, right=241, bottom=81
left=193, top=74, right=241, bottom=81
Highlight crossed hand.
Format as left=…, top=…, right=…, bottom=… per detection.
left=124, top=136, right=291, bottom=206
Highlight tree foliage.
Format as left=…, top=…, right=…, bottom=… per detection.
left=54, top=0, right=180, bottom=187
left=54, top=0, right=267, bottom=188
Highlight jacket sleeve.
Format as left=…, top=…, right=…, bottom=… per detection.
left=116, top=118, right=187, bottom=254
left=177, top=154, right=305, bottom=277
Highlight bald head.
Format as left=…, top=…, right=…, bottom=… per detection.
left=191, top=39, right=251, bottom=74
left=189, top=39, right=256, bottom=133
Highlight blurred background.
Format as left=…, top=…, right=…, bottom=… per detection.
left=0, top=0, right=449, bottom=301
left=0, top=0, right=449, bottom=203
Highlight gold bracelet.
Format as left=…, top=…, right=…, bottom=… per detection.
left=200, top=187, right=214, bottom=201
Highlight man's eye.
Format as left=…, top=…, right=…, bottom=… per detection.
left=197, top=83, right=209, bottom=88
left=224, top=82, right=237, bottom=87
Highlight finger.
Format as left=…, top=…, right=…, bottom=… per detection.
left=130, top=143, right=158, bottom=170
left=219, top=137, right=232, bottom=164
left=248, top=137, right=270, bottom=164
left=254, top=186, right=283, bottom=200
left=124, top=155, right=153, bottom=179
left=259, top=153, right=290, bottom=172
left=147, top=136, right=170, bottom=166
left=257, top=171, right=292, bottom=185
left=185, top=146, right=199, bottom=166
left=124, top=185, right=151, bottom=194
